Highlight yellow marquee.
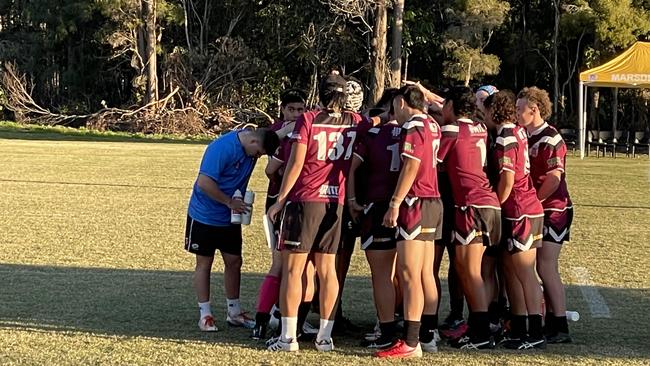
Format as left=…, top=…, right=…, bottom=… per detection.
left=579, top=41, right=650, bottom=88
left=577, top=41, right=650, bottom=159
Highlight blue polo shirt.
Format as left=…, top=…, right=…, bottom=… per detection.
left=188, top=131, right=256, bottom=226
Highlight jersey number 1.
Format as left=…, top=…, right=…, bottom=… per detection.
left=314, top=131, right=357, bottom=161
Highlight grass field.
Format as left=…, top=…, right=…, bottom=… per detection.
left=1, top=128, right=649, bottom=365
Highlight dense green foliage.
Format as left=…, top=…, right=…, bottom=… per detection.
left=1, top=0, right=649, bottom=131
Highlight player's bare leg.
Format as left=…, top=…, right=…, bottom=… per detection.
left=507, top=248, right=545, bottom=349
left=396, top=240, right=426, bottom=349
left=537, top=241, right=570, bottom=342
left=276, top=251, right=310, bottom=348
left=503, top=252, right=527, bottom=340
left=366, top=249, right=397, bottom=346
left=313, top=252, right=339, bottom=351
left=420, top=241, right=439, bottom=351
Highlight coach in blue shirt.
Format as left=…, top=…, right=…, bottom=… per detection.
left=185, top=128, right=279, bottom=332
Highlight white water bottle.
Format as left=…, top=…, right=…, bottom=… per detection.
left=566, top=310, right=580, bottom=322
left=230, top=190, right=243, bottom=224
left=241, top=190, right=255, bottom=225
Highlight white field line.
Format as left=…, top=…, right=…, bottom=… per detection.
left=571, top=267, right=611, bottom=318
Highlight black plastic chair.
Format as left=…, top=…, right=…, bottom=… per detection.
left=559, top=128, right=578, bottom=156
left=631, top=131, right=650, bottom=159
left=587, top=130, right=609, bottom=157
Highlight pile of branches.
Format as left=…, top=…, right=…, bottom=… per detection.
left=0, top=61, right=272, bottom=136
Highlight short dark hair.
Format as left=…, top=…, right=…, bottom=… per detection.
left=257, top=128, right=280, bottom=155
left=484, top=90, right=516, bottom=125
left=319, top=73, right=348, bottom=112
left=395, top=85, right=426, bottom=111
left=280, top=89, right=307, bottom=107
left=444, top=86, right=476, bottom=117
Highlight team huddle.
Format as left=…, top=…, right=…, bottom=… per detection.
left=184, top=72, right=574, bottom=358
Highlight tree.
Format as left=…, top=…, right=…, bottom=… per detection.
left=442, top=0, right=510, bottom=86
left=370, top=1, right=388, bottom=105
left=390, top=0, right=405, bottom=87
left=142, top=0, right=158, bottom=105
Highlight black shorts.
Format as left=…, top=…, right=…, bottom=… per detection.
left=340, top=204, right=361, bottom=251
left=543, top=208, right=573, bottom=244
left=360, top=201, right=397, bottom=251
left=503, top=215, right=544, bottom=253
left=435, top=196, right=455, bottom=248
left=184, top=216, right=242, bottom=256
left=278, top=201, right=343, bottom=254
left=453, top=206, right=501, bottom=247
left=396, top=197, right=443, bottom=242
left=265, top=195, right=278, bottom=212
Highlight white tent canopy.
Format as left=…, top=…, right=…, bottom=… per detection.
left=578, top=41, right=650, bottom=158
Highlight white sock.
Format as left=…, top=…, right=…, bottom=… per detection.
left=198, top=301, right=212, bottom=319
left=281, top=317, right=298, bottom=342
left=317, top=318, right=335, bottom=342
left=227, top=298, right=241, bottom=316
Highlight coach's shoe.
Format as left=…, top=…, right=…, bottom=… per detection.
left=546, top=332, right=572, bottom=344
left=375, top=340, right=422, bottom=358
left=314, top=338, right=335, bottom=352
left=227, top=311, right=256, bottom=329
left=198, top=315, right=218, bottom=332
left=450, top=335, right=495, bottom=350
left=421, top=338, right=438, bottom=353
left=503, top=336, right=546, bottom=350
left=267, top=337, right=299, bottom=352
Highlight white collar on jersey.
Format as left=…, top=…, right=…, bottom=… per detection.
left=528, top=122, right=549, bottom=137
left=457, top=118, right=474, bottom=124
left=497, top=122, right=516, bottom=135
left=408, top=113, right=428, bottom=121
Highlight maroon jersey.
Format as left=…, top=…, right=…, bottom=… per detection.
left=438, top=118, right=500, bottom=208
left=289, top=110, right=365, bottom=204
left=400, top=114, right=441, bottom=198
left=494, top=123, right=544, bottom=219
left=527, top=122, right=573, bottom=211
left=354, top=121, right=402, bottom=202
left=266, top=121, right=294, bottom=199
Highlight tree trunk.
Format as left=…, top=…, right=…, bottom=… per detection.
left=369, top=1, right=388, bottom=106
left=143, top=0, right=158, bottom=105
left=464, top=57, right=473, bottom=86
left=389, top=0, right=404, bottom=88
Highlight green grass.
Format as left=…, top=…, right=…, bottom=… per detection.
left=0, top=121, right=212, bottom=144
left=0, top=130, right=649, bottom=365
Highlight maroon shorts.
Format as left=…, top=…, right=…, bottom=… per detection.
left=453, top=206, right=501, bottom=247
left=503, top=216, right=544, bottom=253
left=278, top=201, right=343, bottom=254
left=396, top=197, right=443, bottom=242
left=543, top=208, right=573, bottom=244
left=360, top=201, right=397, bottom=250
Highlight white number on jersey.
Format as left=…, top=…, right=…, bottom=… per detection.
left=314, top=130, right=357, bottom=161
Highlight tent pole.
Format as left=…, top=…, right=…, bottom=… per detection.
left=579, top=81, right=585, bottom=159
left=613, top=87, right=618, bottom=141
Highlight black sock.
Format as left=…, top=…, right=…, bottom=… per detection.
left=403, top=320, right=421, bottom=347
left=488, top=301, right=500, bottom=324
left=544, top=312, right=555, bottom=335
left=528, top=314, right=543, bottom=339
left=297, top=301, right=312, bottom=330
left=419, top=314, right=438, bottom=342
left=335, top=300, right=343, bottom=320
left=255, top=312, right=271, bottom=327
left=555, top=315, right=569, bottom=334
left=469, top=312, right=490, bottom=340
left=450, top=297, right=464, bottom=319
left=510, top=315, right=527, bottom=339
left=379, top=321, right=397, bottom=341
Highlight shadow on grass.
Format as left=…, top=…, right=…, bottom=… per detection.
left=0, top=126, right=211, bottom=145
left=0, top=263, right=649, bottom=359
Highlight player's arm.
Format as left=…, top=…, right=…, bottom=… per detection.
left=536, top=170, right=562, bottom=202
left=265, top=155, right=284, bottom=179
left=267, top=142, right=307, bottom=222
left=383, top=156, right=419, bottom=228
left=197, top=174, right=247, bottom=213
left=497, top=171, right=514, bottom=204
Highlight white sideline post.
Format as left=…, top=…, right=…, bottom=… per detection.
left=578, top=81, right=585, bottom=159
